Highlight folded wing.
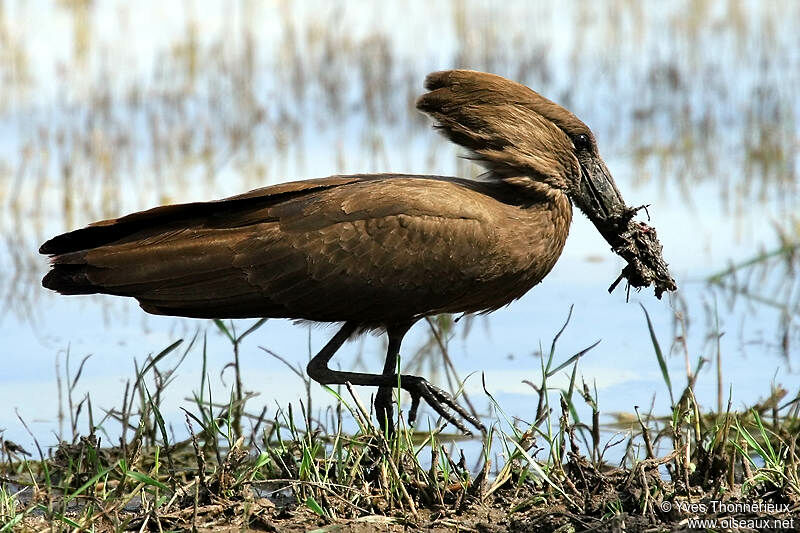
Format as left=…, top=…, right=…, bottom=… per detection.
left=41, top=175, right=512, bottom=323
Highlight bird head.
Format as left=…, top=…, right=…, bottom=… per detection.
left=415, top=69, right=627, bottom=222
left=417, top=70, right=676, bottom=298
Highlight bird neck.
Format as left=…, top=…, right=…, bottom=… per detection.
left=507, top=181, right=573, bottom=284
left=499, top=176, right=567, bottom=207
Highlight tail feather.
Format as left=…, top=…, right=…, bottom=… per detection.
left=42, top=263, right=101, bottom=295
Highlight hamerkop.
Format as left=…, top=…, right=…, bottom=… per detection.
left=40, top=70, right=675, bottom=434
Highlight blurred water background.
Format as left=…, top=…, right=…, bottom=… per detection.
left=0, top=0, right=798, bottom=458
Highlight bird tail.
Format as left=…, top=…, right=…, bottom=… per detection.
left=38, top=193, right=250, bottom=297
left=42, top=252, right=106, bottom=295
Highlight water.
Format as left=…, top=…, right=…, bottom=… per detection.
left=0, top=0, right=798, bottom=457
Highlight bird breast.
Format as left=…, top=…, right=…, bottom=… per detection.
left=444, top=187, right=573, bottom=314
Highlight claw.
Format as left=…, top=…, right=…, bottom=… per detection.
left=402, top=375, right=485, bottom=434
left=408, top=392, right=422, bottom=426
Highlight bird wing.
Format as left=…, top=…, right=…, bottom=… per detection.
left=42, top=175, right=525, bottom=323
left=39, top=175, right=364, bottom=255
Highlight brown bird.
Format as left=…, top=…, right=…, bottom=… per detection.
left=40, top=70, right=674, bottom=434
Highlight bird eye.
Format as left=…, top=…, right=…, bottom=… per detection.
left=573, top=133, right=592, bottom=152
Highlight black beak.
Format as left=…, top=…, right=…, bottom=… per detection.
left=570, top=154, right=677, bottom=299
left=571, top=155, right=627, bottom=229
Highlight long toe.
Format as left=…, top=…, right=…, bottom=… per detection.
left=403, top=376, right=485, bottom=434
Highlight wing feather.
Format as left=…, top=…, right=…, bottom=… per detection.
left=42, top=175, right=539, bottom=323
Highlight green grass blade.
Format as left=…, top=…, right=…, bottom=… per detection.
left=0, top=513, right=24, bottom=532
left=640, top=304, right=674, bottom=406
left=239, top=318, right=268, bottom=342
left=37, top=504, right=81, bottom=528
left=507, top=438, right=574, bottom=506
left=145, top=386, right=170, bottom=448
left=213, top=319, right=235, bottom=343
left=125, top=470, right=169, bottom=491
left=139, top=340, right=184, bottom=379
left=305, top=496, right=326, bottom=517
left=64, top=465, right=114, bottom=506
left=546, top=340, right=600, bottom=378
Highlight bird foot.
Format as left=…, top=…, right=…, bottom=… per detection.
left=402, top=375, right=485, bottom=435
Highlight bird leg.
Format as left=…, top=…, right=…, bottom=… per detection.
left=374, top=323, right=412, bottom=436
left=306, top=322, right=485, bottom=434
